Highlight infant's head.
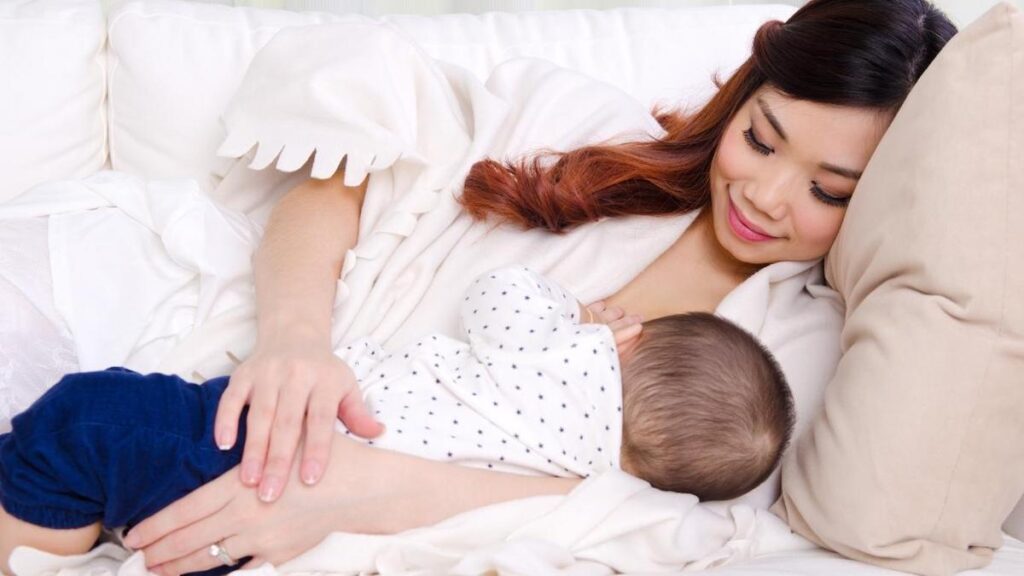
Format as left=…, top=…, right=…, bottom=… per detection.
left=617, top=312, right=794, bottom=501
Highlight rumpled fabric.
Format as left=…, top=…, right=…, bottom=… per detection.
left=10, top=471, right=819, bottom=576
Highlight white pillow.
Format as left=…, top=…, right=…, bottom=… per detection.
left=0, top=0, right=106, bottom=204
left=106, top=0, right=795, bottom=195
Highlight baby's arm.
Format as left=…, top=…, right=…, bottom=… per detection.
left=459, top=265, right=586, bottom=349
left=459, top=266, right=642, bottom=352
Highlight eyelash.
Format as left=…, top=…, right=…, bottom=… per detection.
left=742, top=126, right=850, bottom=208
left=743, top=127, right=773, bottom=156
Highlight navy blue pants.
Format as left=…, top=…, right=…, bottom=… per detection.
left=0, top=367, right=248, bottom=574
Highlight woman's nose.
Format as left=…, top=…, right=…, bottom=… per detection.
left=743, top=177, right=790, bottom=221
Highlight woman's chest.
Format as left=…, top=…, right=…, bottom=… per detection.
left=378, top=213, right=694, bottom=348
left=599, top=232, right=743, bottom=321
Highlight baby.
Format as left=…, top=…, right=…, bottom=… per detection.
left=0, top=265, right=794, bottom=571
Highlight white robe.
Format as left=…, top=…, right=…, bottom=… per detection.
left=2, top=20, right=844, bottom=575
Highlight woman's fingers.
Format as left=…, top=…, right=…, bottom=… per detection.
left=142, top=513, right=237, bottom=571
left=213, top=374, right=251, bottom=451
left=124, top=469, right=237, bottom=550
left=336, top=387, right=384, bottom=439
left=257, top=387, right=310, bottom=502
left=239, top=557, right=264, bottom=571
left=150, top=533, right=249, bottom=576
left=301, top=385, right=344, bottom=485
left=239, top=385, right=278, bottom=487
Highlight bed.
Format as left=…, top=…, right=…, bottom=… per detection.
left=1, top=0, right=1022, bottom=575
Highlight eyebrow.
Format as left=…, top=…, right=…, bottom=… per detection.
left=820, top=162, right=862, bottom=181
left=757, top=97, right=789, bottom=142
left=757, top=96, right=863, bottom=181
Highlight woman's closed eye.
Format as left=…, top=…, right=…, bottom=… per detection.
left=744, top=126, right=851, bottom=209
left=743, top=126, right=773, bottom=156
left=810, top=181, right=850, bottom=208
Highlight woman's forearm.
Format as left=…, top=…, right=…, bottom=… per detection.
left=331, top=440, right=580, bottom=534
left=391, top=457, right=579, bottom=532
left=256, top=173, right=579, bottom=534
left=254, top=171, right=366, bottom=344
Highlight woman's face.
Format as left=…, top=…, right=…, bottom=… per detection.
left=709, top=85, right=892, bottom=265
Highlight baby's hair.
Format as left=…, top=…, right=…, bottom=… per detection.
left=619, top=312, right=794, bottom=501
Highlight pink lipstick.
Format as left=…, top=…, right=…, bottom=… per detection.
left=728, top=199, right=777, bottom=242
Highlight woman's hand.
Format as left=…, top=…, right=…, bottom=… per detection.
left=124, top=436, right=580, bottom=575
left=124, top=438, right=387, bottom=576
left=214, top=333, right=383, bottom=503
left=584, top=300, right=643, bottom=346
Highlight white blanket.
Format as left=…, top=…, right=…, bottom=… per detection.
left=1, top=20, right=846, bottom=575
left=10, top=470, right=822, bottom=575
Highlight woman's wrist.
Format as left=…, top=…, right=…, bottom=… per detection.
left=255, top=318, right=333, bottom=350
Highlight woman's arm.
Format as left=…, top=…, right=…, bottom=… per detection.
left=358, top=444, right=581, bottom=534
left=213, top=171, right=383, bottom=503
left=127, top=437, right=580, bottom=575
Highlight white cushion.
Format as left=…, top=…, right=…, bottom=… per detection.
left=106, top=0, right=795, bottom=194
left=0, top=0, right=106, bottom=204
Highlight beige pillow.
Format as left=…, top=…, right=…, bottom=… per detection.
left=770, top=3, right=1024, bottom=575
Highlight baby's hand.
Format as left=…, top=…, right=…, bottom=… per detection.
left=583, top=300, right=643, bottom=347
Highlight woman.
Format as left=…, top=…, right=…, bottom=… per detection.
left=6, top=0, right=956, bottom=573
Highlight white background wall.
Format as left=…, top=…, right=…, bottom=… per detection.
left=104, top=0, right=1023, bottom=28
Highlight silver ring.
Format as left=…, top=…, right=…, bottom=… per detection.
left=208, top=542, right=236, bottom=566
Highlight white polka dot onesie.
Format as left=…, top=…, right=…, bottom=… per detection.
left=334, top=265, right=623, bottom=478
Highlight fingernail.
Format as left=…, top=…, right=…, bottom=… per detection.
left=301, top=461, right=322, bottom=485
left=215, top=428, right=233, bottom=450
left=259, top=477, right=280, bottom=502
left=123, top=531, right=139, bottom=548
left=242, top=461, right=262, bottom=485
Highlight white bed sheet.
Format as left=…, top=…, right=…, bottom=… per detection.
left=9, top=530, right=1024, bottom=575
left=702, top=534, right=1024, bottom=576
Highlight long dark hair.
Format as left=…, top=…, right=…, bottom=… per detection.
left=458, top=0, right=957, bottom=233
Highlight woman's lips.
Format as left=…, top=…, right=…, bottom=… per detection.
left=728, top=198, right=777, bottom=242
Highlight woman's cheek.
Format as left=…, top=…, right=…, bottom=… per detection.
left=715, top=128, right=750, bottom=182
left=792, top=202, right=845, bottom=259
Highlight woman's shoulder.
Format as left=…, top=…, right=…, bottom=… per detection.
left=481, top=57, right=666, bottom=156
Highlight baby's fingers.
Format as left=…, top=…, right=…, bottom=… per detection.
left=608, top=314, right=643, bottom=343
left=608, top=313, right=643, bottom=332
left=588, top=302, right=625, bottom=323
left=612, top=322, right=643, bottom=346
